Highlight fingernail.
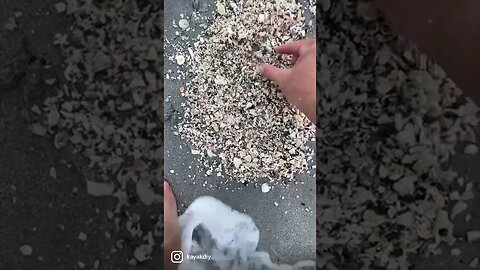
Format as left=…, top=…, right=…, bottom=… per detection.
left=164, top=179, right=171, bottom=188
left=256, top=65, right=264, bottom=74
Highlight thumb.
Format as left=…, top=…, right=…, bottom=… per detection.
left=259, top=64, right=289, bottom=85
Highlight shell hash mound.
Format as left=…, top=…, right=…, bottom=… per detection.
left=176, top=0, right=316, bottom=181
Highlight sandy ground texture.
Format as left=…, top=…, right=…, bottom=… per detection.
left=1, top=1, right=480, bottom=270
left=0, top=1, right=162, bottom=269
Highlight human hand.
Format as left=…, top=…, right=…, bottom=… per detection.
left=260, top=39, right=316, bottom=122
left=164, top=180, right=181, bottom=270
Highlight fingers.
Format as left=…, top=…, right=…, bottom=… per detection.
left=275, top=39, right=315, bottom=56
left=164, top=180, right=178, bottom=213
left=291, top=56, right=298, bottom=65
left=275, top=41, right=304, bottom=56
left=259, top=64, right=290, bottom=85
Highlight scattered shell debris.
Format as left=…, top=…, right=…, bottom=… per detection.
left=3, top=17, right=17, bottom=31
left=19, top=245, right=33, bottom=256
left=31, top=0, right=163, bottom=265
left=175, top=54, right=186, bottom=65
left=31, top=123, right=47, bottom=137
left=54, top=2, right=67, bottom=13
left=86, top=180, right=115, bottom=197
left=464, top=144, right=478, bottom=155
left=317, top=1, right=480, bottom=269
left=467, top=231, right=480, bottom=243
left=49, top=166, right=57, bottom=179
left=178, top=18, right=189, bottom=30
left=77, top=261, right=86, bottom=269
left=78, top=232, right=87, bottom=241
left=167, top=0, right=316, bottom=182
left=471, top=258, right=479, bottom=268
left=450, top=248, right=461, bottom=256
left=261, top=183, right=271, bottom=193
left=450, top=201, right=468, bottom=219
